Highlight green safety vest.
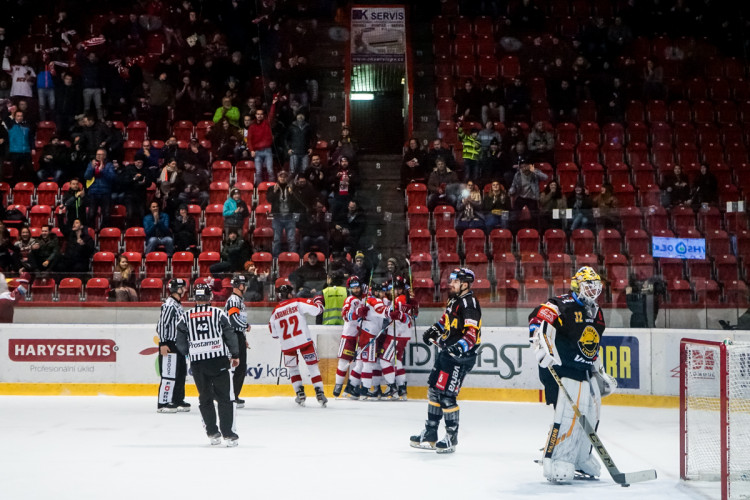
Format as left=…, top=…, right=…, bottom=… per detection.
left=322, top=286, right=346, bottom=325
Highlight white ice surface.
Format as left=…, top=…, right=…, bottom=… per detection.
left=0, top=396, right=719, bottom=500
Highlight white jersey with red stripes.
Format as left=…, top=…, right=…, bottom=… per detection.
left=360, top=296, right=387, bottom=335
left=268, top=298, right=324, bottom=351
left=341, top=295, right=365, bottom=337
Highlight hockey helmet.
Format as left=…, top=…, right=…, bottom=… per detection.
left=194, top=283, right=213, bottom=302
left=276, top=283, right=294, bottom=299
left=346, top=276, right=362, bottom=289
left=571, top=266, right=602, bottom=302
left=449, top=267, right=475, bottom=284
left=168, top=278, right=187, bottom=293
left=230, top=274, right=248, bottom=289
left=392, top=276, right=407, bottom=290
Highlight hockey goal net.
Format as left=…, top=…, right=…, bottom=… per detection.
left=680, top=338, right=750, bottom=499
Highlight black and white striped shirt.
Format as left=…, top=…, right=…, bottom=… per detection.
left=225, top=293, right=247, bottom=333
left=156, top=296, right=182, bottom=344
left=175, top=304, right=238, bottom=362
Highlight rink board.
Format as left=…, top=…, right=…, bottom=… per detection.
left=0, top=325, right=746, bottom=405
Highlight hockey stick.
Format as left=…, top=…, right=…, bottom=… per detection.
left=547, top=366, right=657, bottom=486
left=275, top=350, right=283, bottom=385
left=353, top=318, right=396, bottom=360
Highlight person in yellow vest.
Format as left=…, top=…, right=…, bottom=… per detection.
left=322, top=271, right=347, bottom=325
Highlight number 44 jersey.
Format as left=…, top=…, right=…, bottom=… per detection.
left=268, top=298, right=325, bottom=351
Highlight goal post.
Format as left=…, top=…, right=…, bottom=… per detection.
left=680, top=338, right=750, bottom=500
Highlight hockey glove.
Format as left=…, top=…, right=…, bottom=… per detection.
left=389, top=308, right=402, bottom=321
left=593, top=358, right=618, bottom=397
left=356, top=305, right=368, bottom=319
left=313, top=295, right=324, bottom=308
left=446, top=339, right=468, bottom=357
left=422, top=325, right=440, bottom=345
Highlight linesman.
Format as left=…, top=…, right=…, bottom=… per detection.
left=226, top=274, right=251, bottom=407
left=156, top=278, right=189, bottom=413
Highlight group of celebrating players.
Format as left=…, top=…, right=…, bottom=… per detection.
left=152, top=262, right=622, bottom=485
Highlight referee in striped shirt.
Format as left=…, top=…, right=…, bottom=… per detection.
left=226, top=274, right=250, bottom=408
left=176, top=283, right=240, bottom=446
left=157, top=278, right=189, bottom=413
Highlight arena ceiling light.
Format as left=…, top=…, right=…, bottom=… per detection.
left=350, top=92, right=374, bottom=100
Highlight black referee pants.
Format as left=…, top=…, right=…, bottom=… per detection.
left=232, top=332, right=247, bottom=400
left=192, top=357, right=236, bottom=438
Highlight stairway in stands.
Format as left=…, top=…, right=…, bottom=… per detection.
left=356, top=154, right=408, bottom=263
left=410, top=21, right=438, bottom=145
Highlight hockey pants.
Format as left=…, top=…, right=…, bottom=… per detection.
left=284, top=341, right=323, bottom=392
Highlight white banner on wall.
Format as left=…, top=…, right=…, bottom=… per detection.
left=0, top=324, right=705, bottom=398
left=350, top=5, right=406, bottom=63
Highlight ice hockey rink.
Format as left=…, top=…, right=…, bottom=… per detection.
left=0, top=395, right=723, bottom=500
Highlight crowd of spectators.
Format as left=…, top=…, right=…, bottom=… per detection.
left=0, top=0, right=376, bottom=302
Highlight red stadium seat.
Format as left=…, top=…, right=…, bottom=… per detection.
left=598, top=229, right=622, bottom=255
left=408, top=228, right=432, bottom=255
left=98, top=228, right=121, bottom=254
left=211, top=161, right=232, bottom=184
left=543, top=228, right=567, bottom=254
left=209, top=181, right=229, bottom=205
left=140, top=278, right=164, bottom=302
left=706, top=229, right=731, bottom=256
left=631, top=254, right=655, bottom=281
left=126, top=121, right=148, bottom=142
left=548, top=253, right=574, bottom=278
left=670, top=205, right=697, bottom=234
left=694, top=279, right=721, bottom=307
left=58, top=278, right=83, bottom=302
left=406, top=183, right=428, bottom=208
left=171, top=252, right=195, bottom=279
left=31, top=278, right=55, bottom=301
left=493, top=253, right=517, bottom=280
left=461, top=229, right=485, bottom=255
left=624, top=229, right=650, bottom=256
left=252, top=227, right=273, bottom=253
left=235, top=160, right=255, bottom=184
left=36, top=182, right=58, bottom=206
left=409, top=253, right=434, bottom=280
left=435, top=228, right=458, bottom=255
left=570, top=229, right=595, bottom=254
left=579, top=122, right=601, bottom=144
left=686, top=257, right=712, bottom=281
left=145, top=252, right=169, bottom=278
left=407, top=205, right=429, bottom=231
left=517, top=228, right=540, bottom=254
left=524, top=279, right=551, bottom=307
left=659, top=258, right=684, bottom=281
left=519, top=253, right=545, bottom=280
left=205, top=204, right=224, bottom=228
left=93, top=251, right=116, bottom=278
left=12, top=182, right=34, bottom=206
left=489, top=228, right=513, bottom=254
left=29, top=205, right=51, bottom=227
left=433, top=205, right=455, bottom=232
left=201, top=226, right=223, bottom=253
left=124, top=227, right=146, bottom=253
left=668, top=279, right=692, bottom=305
left=604, top=253, right=629, bottom=282
left=436, top=252, right=460, bottom=285
left=198, top=251, right=221, bottom=276
left=715, top=254, right=739, bottom=282
left=412, top=278, right=436, bottom=304
left=464, top=252, right=489, bottom=280
left=723, top=280, right=749, bottom=306
left=86, top=278, right=110, bottom=302
left=277, top=252, right=301, bottom=278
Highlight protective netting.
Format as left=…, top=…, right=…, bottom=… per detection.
left=683, top=341, right=750, bottom=499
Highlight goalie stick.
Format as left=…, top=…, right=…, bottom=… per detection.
left=547, top=366, right=657, bottom=487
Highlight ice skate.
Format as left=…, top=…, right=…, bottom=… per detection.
left=315, top=387, right=328, bottom=407
left=343, top=383, right=360, bottom=400
left=208, top=432, right=222, bottom=446
left=157, top=403, right=178, bottom=413
left=544, top=459, right=575, bottom=483
left=224, top=433, right=239, bottom=447
left=361, top=386, right=380, bottom=400
left=436, top=429, right=458, bottom=454
left=235, top=398, right=245, bottom=408
left=332, top=383, right=343, bottom=398
left=175, top=401, right=191, bottom=412
left=295, top=388, right=306, bottom=406
left=410, top=423, right=438, bottom=450
left=575, top=455, right=601, bottom=480
left=381, top=383, right=399, bottom=399
left=397, top=384, right=407, bottom=400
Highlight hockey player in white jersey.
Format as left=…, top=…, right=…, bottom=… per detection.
left=268, top=284, right=327, bottom=407
left=358, top=281, right=388, bottom=399
left=333, top=276, right=368, bottom=398
left=378, top=276, right=418, bottom=399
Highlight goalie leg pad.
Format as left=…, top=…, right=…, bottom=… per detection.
left=544, top=377, right=598, bottom=481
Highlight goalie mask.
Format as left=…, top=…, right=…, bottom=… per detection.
left=571, top=266, right=602, bottom=311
